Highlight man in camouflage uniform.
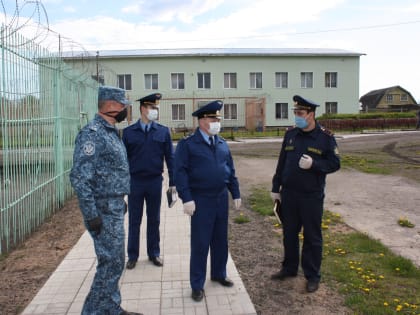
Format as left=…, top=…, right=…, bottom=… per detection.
left=70, top=86, right=142, bottom=315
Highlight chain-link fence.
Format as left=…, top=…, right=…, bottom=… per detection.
left=0, top=25, right=98, bottom=254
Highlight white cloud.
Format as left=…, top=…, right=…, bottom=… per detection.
left=121, top=4, right=142, bottom=14
left=63, top=6, right=76, bottom=13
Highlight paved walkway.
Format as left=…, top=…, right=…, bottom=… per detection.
left=22, top=178, right=257, bottom=315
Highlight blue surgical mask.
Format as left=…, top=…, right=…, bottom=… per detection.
left=295, top=116, right=308, bottom=129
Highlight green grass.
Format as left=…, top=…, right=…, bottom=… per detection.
left=323, top=230, right=420, bottom=314
left=247, top=187, right=274, bottom=216
left=233, top=212, right=251, bottom=224
left=247, top=187, right=420, bottom=315
left=340, top=154, right=391, bottom=174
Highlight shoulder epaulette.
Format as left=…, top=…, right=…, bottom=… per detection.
left=320, top=126, right=334, bottom=136
left=183, top=133, right=194, bottom=140
left=87, top=123, right=98, bottom=132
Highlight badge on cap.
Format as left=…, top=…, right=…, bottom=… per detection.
left=82, top=141, right=95, bottom=156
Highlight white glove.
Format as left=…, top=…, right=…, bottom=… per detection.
left=123, top=195, right=128, bottom=204
left=183, top=201, right=196, bottom=216
left=233, top=198, right=241, bottom=210
left=270, top=192, right=281, bottom=203
left=299, top=154, right=313, bottom=169
left=169, top=186, right=177, bottom=194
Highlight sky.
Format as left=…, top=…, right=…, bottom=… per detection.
left=2, top=0, right=420, bottom=101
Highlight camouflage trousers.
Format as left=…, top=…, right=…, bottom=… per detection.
left=82, top=200, right=125, bottom=315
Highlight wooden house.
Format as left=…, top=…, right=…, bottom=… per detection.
left=359, top=86, right=418, bottom=112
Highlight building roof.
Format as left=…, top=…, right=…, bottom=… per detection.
left=63, top=48, right=364, bottom=59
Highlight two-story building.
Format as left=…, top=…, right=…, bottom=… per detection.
left=63, top=48, right=364, bottom=130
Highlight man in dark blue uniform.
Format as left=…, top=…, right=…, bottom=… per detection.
left=270, top=95, right=340, bottom=293
left=70, top=86, right=142, bottom=315
left=174, top=100, right=241, bottom=302
left=122, top=93, right=175, bottom=269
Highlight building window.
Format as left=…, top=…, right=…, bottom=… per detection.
left=400, top=94, right=408, bottom=102
left=224, top=73, right=237, bottom=89
left=197, top=72, right=211, bottom=89
left=300, top=72, right=313, bottom=88
left=325, top=102, right=338, bottom=114
left=117, top=74, right=132, bottom=90
left=386, top=94, right=393, bottom=103
left=144, top=73, right=158, bottom=90
left=325, top=72, right=337, bottom=88
left=224, top=103, right=237, bottom=120
left=275, top=103, right=288, bottom=119
left=172, top=104, right=185, bottom=121
left=250, top=72, right=262, bottom=89
left=171, top=73, right=185, bottom=90
left=275, top=72, right=288, bottom=88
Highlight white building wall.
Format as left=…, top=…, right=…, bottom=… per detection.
left=65, top=49, right=362, bottom=129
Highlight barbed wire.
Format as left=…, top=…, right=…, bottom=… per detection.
left=0, top=0, right=118, bottom=83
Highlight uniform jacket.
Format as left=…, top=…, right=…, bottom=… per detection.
left=122, top=120, right=174, bottom=186
left=174, top=128, right=240, bottom=203
left=70, top=114, right=130, bottom=221
left=272, top=123, right=340, bottom=194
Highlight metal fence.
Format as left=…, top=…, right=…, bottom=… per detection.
left=0, top=25, right=98, bottom=254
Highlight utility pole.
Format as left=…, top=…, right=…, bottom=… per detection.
left=96, top=51, right=99, bottom=83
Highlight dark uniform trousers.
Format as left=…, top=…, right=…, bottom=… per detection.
left=281, top=188, right=324, bottom=282
left=82, top=197, right=126, bottom=315
left=127, top=175, right=163, bottom=261
left=190, top=189, right=229, bottom=291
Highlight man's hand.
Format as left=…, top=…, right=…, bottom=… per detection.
left=87, top=216, right=102, bottom=234
left=183, top=201, right=196, bottom=216
left=299, top=154, right=313, bottom=169
left=233, top=198, right=241, bottom=210
left=270, top=192, right=281, bottom=203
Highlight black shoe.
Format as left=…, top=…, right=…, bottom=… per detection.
left=306, top=280, right=320, bottom=293
left=191, top=289, right=204, bottom=302
left=119, top=309, right=143, bottom=315
left=126, top=260, right=136, bottom=270
left=270, top=269, right=297, bottom=280
left=149, top=256, right=163, bottom=267
left=211, top=277, right=234, bottom=287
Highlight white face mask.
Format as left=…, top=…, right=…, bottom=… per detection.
left=147, top=109, right=158, bottom=121
left=208, top=121, right=221, bottom=135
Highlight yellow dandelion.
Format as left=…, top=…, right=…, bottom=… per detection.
left=384, top=302, right=389, bottom=307
left=379, top=253, right=384, bottom=257
left=363, top=288, right=370, bottom=292
left=396, top=305, right=403, bottom=312
left=395, top=267, right=400, bottom=271
left=379, top=275, right=385, bottom=279
left=394, top=298, right=400, bottom=303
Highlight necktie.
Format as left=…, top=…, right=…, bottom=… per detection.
left=145, top=125, right=148, bottom=134
left=209, top=136, right=215, bottom=150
